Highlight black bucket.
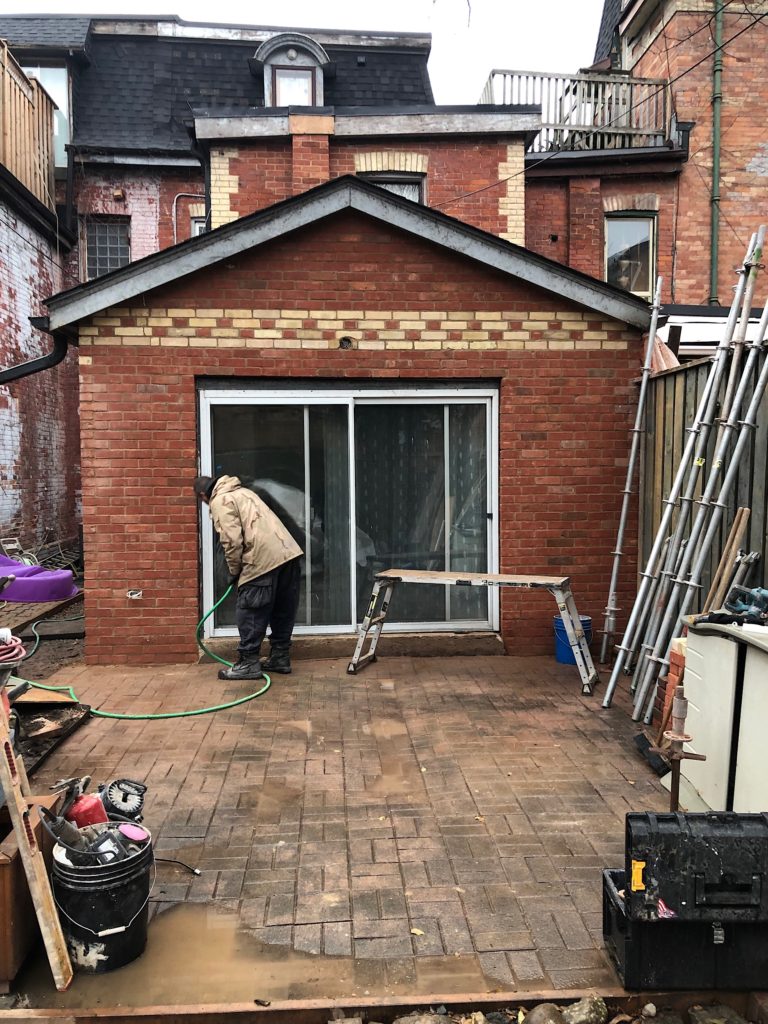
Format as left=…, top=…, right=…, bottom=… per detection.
left=51, top=833, right=153, bottom=973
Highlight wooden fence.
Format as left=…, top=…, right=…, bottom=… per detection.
left=640, top=353, right=768, bottom=606
left=0, top=41, right=55, bottom=210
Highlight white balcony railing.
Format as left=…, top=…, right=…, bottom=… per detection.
left=480, top=69, right=671, bottom=153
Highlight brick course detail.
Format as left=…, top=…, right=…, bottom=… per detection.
left=75, top=210, right=640, bottom=664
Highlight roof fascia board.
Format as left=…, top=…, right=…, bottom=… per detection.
left=335, top=111, right=540, bottom=137
left=47, top=185, right=356, bottom=331
left=47, top=181, right=648, bottom=331
left=89, top=19, right=431, bottom=49
left=195, top=115, right=289, bottom=139
left=82, top=153, right=201, bottom=167
left=195, top=110, right=541, bottom=141
left=619, top=0, right=660, bottom=38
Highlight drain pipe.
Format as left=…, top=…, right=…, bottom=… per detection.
left=708, top=1, right=723, bottom=305
left=0, top=317, right=70, bottom=385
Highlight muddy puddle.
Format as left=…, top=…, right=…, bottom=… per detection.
left=18, top=903, right=498, bottom=1008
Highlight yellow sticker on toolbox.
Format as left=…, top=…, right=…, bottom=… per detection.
left=631, top=859, right=646, bottom=891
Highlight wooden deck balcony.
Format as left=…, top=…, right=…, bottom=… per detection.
left=480, top=69, right=671, bottom=153
left=0, top=41, right=55, bottom=211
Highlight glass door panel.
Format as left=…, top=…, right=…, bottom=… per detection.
left=308, top=406, right=350, bottom=625
left=355, top=403, right=446, bottom=622
left=210, top=404, right=350, bottom=629
left=448, top=404, right=488, bottom=620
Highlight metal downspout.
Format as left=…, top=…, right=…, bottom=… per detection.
left=708, top=1, right=723, bottom=305
left=0, top=318, right=70, bottom=385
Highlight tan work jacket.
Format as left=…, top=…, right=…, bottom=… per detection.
left=208, top=475, right=303, bottom=587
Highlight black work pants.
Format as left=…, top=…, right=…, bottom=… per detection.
left=235, top=556, right=302, bottom=662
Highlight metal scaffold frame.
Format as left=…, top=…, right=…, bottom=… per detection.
left=602, top=231, right=762, bottom=708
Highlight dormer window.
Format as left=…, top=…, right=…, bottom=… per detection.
left=274, top=66, right=315, bottom=106
left=253, top=33, right=331, bottom=107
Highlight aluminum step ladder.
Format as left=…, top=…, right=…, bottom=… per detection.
left=348, top=569, right=600, bottom=695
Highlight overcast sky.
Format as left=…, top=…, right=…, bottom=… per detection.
left=3, top=0, right=606, bottom=103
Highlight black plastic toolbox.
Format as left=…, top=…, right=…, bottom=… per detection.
left=625, top=811, right=768, bottom=922
left=603, top=869, right=768, bottom=990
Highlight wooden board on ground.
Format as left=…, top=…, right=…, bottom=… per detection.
left=7, top=686, right=77, bottom=706
left=19, top=618, right=84, bottom=642
left=0, top=593, right=82, bottom=634
left=17, top=705, right=91, bottom=777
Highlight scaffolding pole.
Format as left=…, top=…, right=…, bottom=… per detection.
left=600, top=278, right=663, bottom=664
left=632, top=234, right=767, bottom=720
left=602, top=234, right=756, bottom=707
left=639, top=300, right=768, bottom=722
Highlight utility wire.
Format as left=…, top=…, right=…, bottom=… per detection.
left=433, top=8, right=768, bottom=211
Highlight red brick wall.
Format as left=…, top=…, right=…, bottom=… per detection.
left=331, top=138, right=512, bottom=236
left=525, top=180, right=569, bottom=265
left=68, top=166, right=206, bottom=281
left=229, top=141, right=293, bottom=218
left=526, top=174, right=679, bottom=300
left=292, top=134, right=330, bottom=193
left=568, top=178, right=603, bottom=279
left=0, top=201, right=80, bottom=547
left=77, top=211, right=641, bottom=664
left=225, top=137, right=515, bottom=235
left=629, top=6, right=767, bottom=302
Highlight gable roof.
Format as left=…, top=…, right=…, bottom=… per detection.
left=45, top=175, right=650, bottom=331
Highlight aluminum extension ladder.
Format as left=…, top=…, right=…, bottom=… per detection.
left=0, top=667, right=73, bottom=990
left=348, top=569, right=600, bottom=695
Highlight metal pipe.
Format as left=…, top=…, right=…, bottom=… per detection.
left=0, top=320, right=69, bottom=385
left=600, top=278, right=663, bottom=664
left=625, top=536, right=671, bottom=676
left=172, top=192, right=206, bottom=246
left=602, top=236, right=754, bottom=707
left=708, top=1, right=724, bottom=305
left=632, top=233, right=766, bottom=720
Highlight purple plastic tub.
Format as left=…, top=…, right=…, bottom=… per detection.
left=0, top=554, right=78, bottom=603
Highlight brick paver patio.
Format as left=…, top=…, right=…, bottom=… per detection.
left=20, top=654, right=667, bottom=1004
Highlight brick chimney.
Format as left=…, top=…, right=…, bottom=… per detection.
left=290, top=115, right=333, bottom=194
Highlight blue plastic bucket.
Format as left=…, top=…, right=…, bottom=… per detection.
left=553, top=615, right=592, bottom=665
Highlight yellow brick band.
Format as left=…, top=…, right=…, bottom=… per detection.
left=81, top=307, right=632, bottom=352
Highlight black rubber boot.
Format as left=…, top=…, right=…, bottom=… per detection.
left=218, top=659, right=264, bottom=681
left=261, top=648, right=292, bottom=674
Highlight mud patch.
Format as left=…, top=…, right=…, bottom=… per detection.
left=18, top=903, right=496, bottom=1008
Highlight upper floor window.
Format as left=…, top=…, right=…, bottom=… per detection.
left=85, top=217, right=130, bottom=280
left=191, top=216, right=208, bottom=237
left=274, top=66, right=315, bottom=106
left=360, top=173, right=425, bottom=204
left=605, top=214, right=655, bottom=300
left=22, top=63, right=69, bottom=169
left=253, top=33, right=330, bottom=107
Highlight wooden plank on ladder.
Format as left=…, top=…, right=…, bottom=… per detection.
left=0, top=683, right=73, bottom=991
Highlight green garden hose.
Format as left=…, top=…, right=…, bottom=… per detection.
left=11, top=583, right=272, bottom=720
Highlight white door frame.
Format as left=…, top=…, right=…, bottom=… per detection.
left=198, top=386, right=499, bottom=638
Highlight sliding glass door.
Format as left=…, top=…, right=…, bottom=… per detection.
left=199, top=387, right=497, bottom=635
